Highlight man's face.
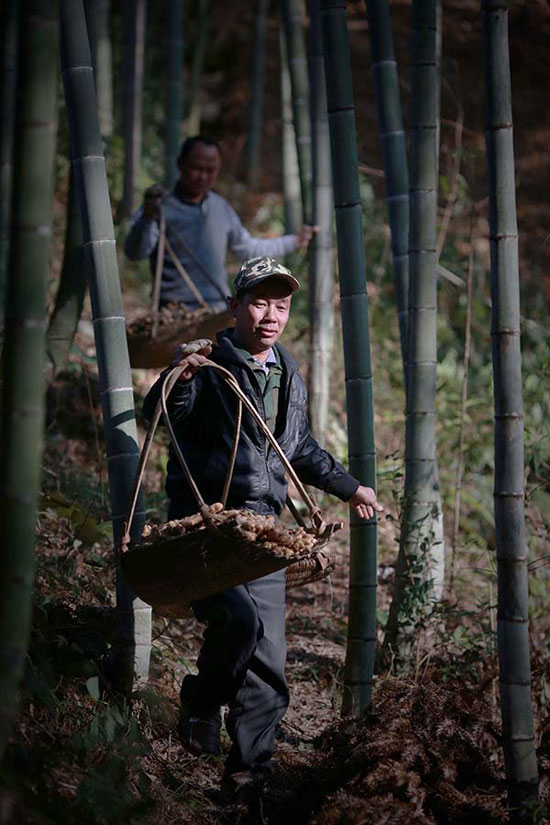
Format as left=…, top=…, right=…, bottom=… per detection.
left=230, top=279, right=292, bottom=356
left=178, top=143, right=221, bottom=202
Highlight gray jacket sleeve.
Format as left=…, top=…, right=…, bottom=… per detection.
left=124, top=207, right=160, bottom=260
left=226, top=203, right=297, bottom=261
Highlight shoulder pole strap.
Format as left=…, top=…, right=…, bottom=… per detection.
left=164, top=236, right=211, bottom=309
left=166, top=227, right=228, bottom=302
left=150, top=206, right=167, bottom=339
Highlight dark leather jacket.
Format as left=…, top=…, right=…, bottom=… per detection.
left=142, top=329, right=359, bottom=518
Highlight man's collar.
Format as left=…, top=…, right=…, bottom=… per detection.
left=173, top=180, right=211, bottom=205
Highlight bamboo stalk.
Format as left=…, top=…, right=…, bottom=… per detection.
left=0, top=0, right=19, bottom=320
left=46, top=166, right=87, bottom=374
left=384, top=0, right=443, bottom=664
left=248, top=0, right=270, bottom=190
left=187, top=0, right=209, bottom=135
left=60, top=0, right=151, bottom=693
left=320, top=0, right=378, bottom=715
left=481, top=0, right=539, bottom=808
left=279, top=27, right=302, bottom=234
left=84, top=0, right=114, bottom=138
left=165, top=0, right=184, bottom=188
left=365, top=0, right=409, bottom=370
left=120, top=0, right=146, bottom=218
left=280, top=0, right=312, bottom=223
left=308, top=0, right=334, bottom=443
left=0, top=0, right=58, bottom=759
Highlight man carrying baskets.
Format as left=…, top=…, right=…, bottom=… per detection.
left=142, top=256, right=382, bottom=800
left=124, top=136, right=317, bottom=311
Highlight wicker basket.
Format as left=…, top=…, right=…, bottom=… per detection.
left=127, top=308, right=233, bottom=369
left=120, top=509, right=336, bottom=618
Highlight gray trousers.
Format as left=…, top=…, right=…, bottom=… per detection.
left=181, top=569, right=289, bottom=774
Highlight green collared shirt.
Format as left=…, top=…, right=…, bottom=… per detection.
left=234, top=344, right=283, bottom=434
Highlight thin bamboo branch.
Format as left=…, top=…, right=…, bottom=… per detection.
left=187, top=0, right=209, bottom=135
left=165, top=0, right=184, bottom=188
left=279, top=27, right=302, bottom=234
left=121, top=0, right=146, bottom=218
left=436, top=99, right=464, bottom=261
left=308, top=0, right=334, bottom=443
left=449, top=204, right=475, bottom=592
left=248, top=0, right=270, bottom=190
left=280, top=0, right=312, bottom=223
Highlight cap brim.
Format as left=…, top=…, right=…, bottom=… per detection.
left=237, top=272, right=300, bottom=295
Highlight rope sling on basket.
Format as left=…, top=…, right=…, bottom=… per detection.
left=126, top=203, right=233, bottom=369
left=119, top=340, right=342, bottom=618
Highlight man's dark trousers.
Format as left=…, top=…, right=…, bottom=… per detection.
left=180, top=569, right=289, bottom=774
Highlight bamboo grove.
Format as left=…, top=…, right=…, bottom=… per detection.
left=0, top=0, right=544, bottom=813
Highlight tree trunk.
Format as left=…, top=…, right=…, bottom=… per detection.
left=120, top=0, right=146, bottom=218
left=46, top=167, right=87, bottom=374
left=481, top=0, right=539, bottom=810
left=365, top=0, right=409, bottom=372
left=0, top=0, right=19, bottom=321
left=320, top=0, right=378, bottom=716
left=84, top=0, right=114, bottom=138
left=279, top=27, right=302, bottom=234
left=165, top=0, right=184, bottom=188
left=60, top=0, right=151, bottom=694
left=308, top=0, right=334, bottom=443
left=383, top=0, right=444, bottom=665
left=186, top=0, right=209, bottom=136
left=280, top=0, right=312, bottom=223
left=247, top=0, right=270, bottom=190
left=0, top=0, right=58, bottom=760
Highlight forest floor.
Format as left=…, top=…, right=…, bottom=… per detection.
left=1, top=320, right=549, bottom=825
left=2, top=2, right=550, bottom=822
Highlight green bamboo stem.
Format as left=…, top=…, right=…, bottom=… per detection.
left=280, top=0, right=312, bottom=224
left=84, top=0, right=114, bottom=138
left=320, top=0, right=377, bottom=716
left=248, top=0, right=270, bottom=190
left=60, top=0, right=151, bottom=693
left=384, top=0, right=443, bottom=664
left=0, top=0, right=19, bottom=320
left=120, top=0, right=146, bottom=218
left=46, top=167, right=87, bottom=374
left=165, top=0, right=184, bottom=188
left=279, top=27, right=302, bottom=234
left=308, top=0, right=334, bottom=443
left=0, top=0, right=58, bottom=760
left=187, top=0, right=209, bottom=135
left=481, top=0, right=539, bottom=807
left=365, top=0, right=409, bottom=371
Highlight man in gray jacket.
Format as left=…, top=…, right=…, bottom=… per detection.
left=124, top=136, right=316, bottom=310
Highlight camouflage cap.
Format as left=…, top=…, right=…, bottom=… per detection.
left=233, top=256, right=300, bottom=296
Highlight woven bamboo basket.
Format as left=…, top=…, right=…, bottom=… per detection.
left=125, top=202, right=233, bottom=369
left=127, top=307, right=233, bottom=369
left=119, top=346, right=341, bottom=618
left=121, top=508, right=336, bottom=618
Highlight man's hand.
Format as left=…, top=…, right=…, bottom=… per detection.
left=170, top=340, right=213, bottom=381
left=296, top=224, right=320, bottom=250
left=348, top=485, right=384, bottom=520
left=143, top=183, right=167, bottom=219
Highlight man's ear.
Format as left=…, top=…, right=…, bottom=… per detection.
left=228, top=295, right=239, bottom=316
